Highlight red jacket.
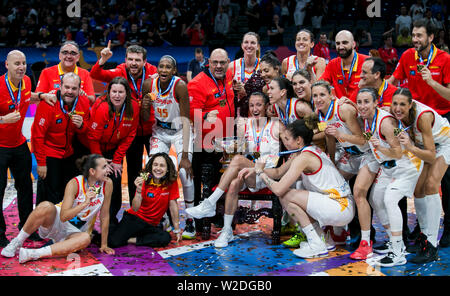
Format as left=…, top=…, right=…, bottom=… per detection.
left=0, top=74, right=31, bottom=148
left=188, top=69, right=235, bottom=150
left=31, top=92, right=90, bottom=166
left=87, top=97, right=139, bottom=164
left=90, top=61, right=157, bottom=136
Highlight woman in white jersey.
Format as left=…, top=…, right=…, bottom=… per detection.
left=1, top=154, right=114, bottom=263
left=391, top=88, right=449, bottom=264
left=353, top=88, right=423, bottom=267
left=281, top=29, right=326, bottom=81
left=186, top=93, right=281, bottom=228
left=239, top=118, right=355, bottom=258
left=260, top=51, right=281, bottom=95
left=141, top=55, right=195, bottom=240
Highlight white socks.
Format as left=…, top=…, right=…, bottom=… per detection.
left=17, top=229, right=30, bottom=246
left=361, top=230, right=371, bottom=245
left=207, top=188, right=225, bottom=205
left=425, top=193, right=442, bottom=247
left=391, top=235, right=404, bottom=255
left=223, top=214, right=234, bottom=230
left=414, top=197, right=428, bottom=234
left=302, top=224, right=322, bottom=245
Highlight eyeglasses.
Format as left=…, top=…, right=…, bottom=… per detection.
left=60, top=51, right=79, bottom=56
left=210, top=60, right=227, bottom=66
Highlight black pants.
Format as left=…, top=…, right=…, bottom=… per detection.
left=103, top=149, right=124, bottom=226
left=36, top=155, right=79, bottom=205
left=442, top=112, right=450, bottom=229
left=125, top=135, right=151, bottom=205
left=108, top=211, right=170, bottom=248
left=0, top=142, right=33, bottom=234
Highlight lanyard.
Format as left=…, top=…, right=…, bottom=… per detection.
left=418, top=44, right=435, bottom=67
left=251, top=118, right=270, bottom=152
left=157, top=76, right=175, bottom=97
left=240, top=57, right=259, bottom=83
left=340, top=52, right=357, bottom=84
left=129, top=67, right=146, bottom=99
left=59, top=94, right=78, bottom=116
left=113, top=103, right=126, bottom=127
left=5, top=74, right=21, bottom=110
left=208, top=69, right=226, bottom=98
left=278, top=145, right=309, bottom=156
left=295, top=54, right=310, bottom=70
left=279, top=98, right=291, bottom=126
left=364, top=109, right=378, bottom=134
left=318, top=100, right=335, bottom=122
left=378, top=80, right=388, bottom=107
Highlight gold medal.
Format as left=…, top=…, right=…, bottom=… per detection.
left=139, top=171, right=150, bottom=181
left=253, top=152, right=261, bottom=159
left=363, top=131, right=372, bottom=141
left=318, top=122, right=327, bottom=132
left=93, top=185, right=101, bottom=195
left=417, top=64, right=426, bottom=72
left=393, top=127, right=402, bottom=137
left=219, top=99, right=226, bottom=107
left=68, top=111, right=76, bottom=118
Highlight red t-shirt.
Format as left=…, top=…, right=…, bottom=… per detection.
left=313, top=43, right=331, bottom=62
left=127, top=180, right=179, bottom=226
left=320, top=52, right=369, bottom=100
left=350, top=80, right=397, bottom=108
left=186, top=28, right=204, bottom=46
left=36, top=63, right=95, bottom=97
left=392, top=46, right=450, bottom=115
left=0, top=74, right=31, bottom=148
left=378, top=46, right=398, bottom=75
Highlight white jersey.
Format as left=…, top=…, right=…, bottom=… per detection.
left=244, top=118, right=280, bottom=168
left=285, top=55, right=316, bottom=80
left=150, top=75, right=182, bottom=129
left=68, top=176, right=105, bottom=232
left=300, top=145, right=352, bottom=211
left=273, top=97, right=302, bottom=126
left=412, top=100, right=450, bottom=148
left=232, top=57, right=260, bottom=83
left=366, top=108, right=397, bottom=163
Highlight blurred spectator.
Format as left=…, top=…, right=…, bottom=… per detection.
left=378, top=34, right=398, bottom=75
left=396, top=27, right=413, bottom=47
left=17, top=26, right=33, bottom=47
left=369, top=49, right=380, bottom=57
left=75, top=23, right=90, bottom=47
left=294, top=0, right=310, bottom=30
left=117, top=14, right=130, bottom=33
left=410, top=0, right=425, bottom=21
left=107, top=24, right=126, bottom=48
left=313, top=32, right=331, bottom=63
left=355, top=29, right=372, bottom=47
left=310, top=1, right=326, bottom=37
left=185, top=20, right=205, bottom=46
left=157, top=13, right=170, bottom=44
left=168, top=8, right=186, bottom=46
left=187, top=47, right=209, bottom=82
left=35, top=26, right=53, bottom=48
left=61, top=26, right=73, bottom=44
left=436, top=28, right=449, bottom=51
left=142, top=24, right=163, bottom=47
left=246, top=0, right=261, bottom=33
left=0, top=27, right=8, bottom=46
left=125, top=23, right=142, bottom=46
left=280, top=0, right=290, bottom=26
left=430, top=0, right=447, bottom=18
left=424, top=9, right=441, bottom=29
left=395, top=6, right=412, bottom=36
left=434, top=12, right=445, bottom=30
left=214, top=5, right=230, bottom=38
left=267, top=14, right=284, bottom=46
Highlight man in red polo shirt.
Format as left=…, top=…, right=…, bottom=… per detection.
left=319, top=30, right=369, bottom=101
left=188, top=48, right=235, bottom=232
left=313, top=32, right=331, bottom=64
left=0, top=50, right=56, bottom=246
left=90, top=42, right=157, bottom=202
left=31, top=73, right=90, bottom=205
left=387, top=18, right=450, bottom=251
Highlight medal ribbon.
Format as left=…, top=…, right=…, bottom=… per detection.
left=240, top=57, right=259, bottom=83
left=279, top=98, right=291, bottom=126
left=364, top=108, right=378, bottom=134
left=418, top=44, right=436, bottom=67
left=340, top=52, right=357, bottom=85
left=157, top=76, right=175, bottom=97
left=378, top=80, right=388, bottom=107
left=129, top=67, right=146, bottom=99
left=278, top=145, right=309, bottom=156
left=251, top=118, right=270, bottom=153
left=59, top=94, right=78, bottom=115
left=5, top=73, right=21, bottom=110
left=208, top=69, right=226, bottom=98
left=318, top=100, right=335, bottom=122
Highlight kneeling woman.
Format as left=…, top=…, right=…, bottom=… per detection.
left=108, top=153, right=181, bottom=248
left=1, top=154, right=115, bottom=263
left=242, top=118, right=355, bottom=258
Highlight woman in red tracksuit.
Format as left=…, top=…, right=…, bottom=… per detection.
left=87, top=76, right=139, bottom=225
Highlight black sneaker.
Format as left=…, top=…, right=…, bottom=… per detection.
left=0, top=233, right=9, bottom=247
left=182, top=218, right=196, bottom=240
left=439, top=228, right=450, bottom=248
left=374, top=241, right=392, bottom=254
left=408, top=223, right=421, bottom=241
left=406, top=232, right=427, bottom=254
left=410, top=239, right=439, bottom=264
left=377, top=251, right=407, bottom=267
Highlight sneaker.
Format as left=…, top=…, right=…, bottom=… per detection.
left=376, top=251, right=407, bottom=267
left=406, top=232, right=427, bottom=254
left=161, top=218, right=173, bottom=233
left=0, top=233, right=9, bottom=248
left=182, top=218, right=196, bottom=240
left=293, top=240, right=328, bottom=259
left=350, top=240, right=373, bottom=260
left=214, top=228, right=234, bottom=248
left=280, top=223, right=298, bottom=235
left=282, top=232, right=307, bottom=248
left=185, top=199, right=216, bottom=219
left=408, top=223, right=421, bottom=241
left=1, top=237, right=22, bottom=258
left=373, top=241, right=392, bottom=254
left=410, top=239, right=439, bottom=264
left=439, top=228, right=450, bottom=248
left=19, top=248, right=40, bottom=264
left=323, top=230, right=336, bottom=251
left=329, top=227, right=348, bottom=245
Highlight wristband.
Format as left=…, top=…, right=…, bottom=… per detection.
left=38, top=92, right=43, bottom=100
left=0, top=116, right=3, bottom=124
left=203, top=112, right=209, bottom=120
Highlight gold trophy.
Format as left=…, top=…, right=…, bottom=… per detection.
left=214, top=136, right=246, bottom=173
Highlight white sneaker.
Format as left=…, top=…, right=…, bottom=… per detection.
left=293, top=240, right=329, bottom=259
left=376, top=250, right=407, bottom=267
left=185, top=199, right=216, bottom=219
left=19, top=248, right=40, bottom=264
left=323, top=230, right=336, bottom=251
left=214, top=228, right=234, bottom=248
left=1, top=237, right=21, bottom=258
left=373, top=241, right=392, bottom=254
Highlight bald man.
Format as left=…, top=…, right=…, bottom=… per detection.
left=0, top=50, right=57, bottom=246
left=188, top=48, right=235, bottom=234
left=319, top=30, right=369, bottom=101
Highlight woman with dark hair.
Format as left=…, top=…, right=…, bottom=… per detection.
left=108, top=152, right=181, bottom=248
left=239, top=117, right=355, bottom=258
left=281, top=29, right=326, bottom=81
left=260, top=51, right=281, bottom=95
left=87, top=76, right=140, bottom=225
left=352, top=88, right=423, bottom=267
left=391, top=88, right=450, bottom=264
left=141, top=55, right=195, bottom=240
left=267, top=77, right=303, bottom=126
left=2, top=154, right=114, bottom=263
